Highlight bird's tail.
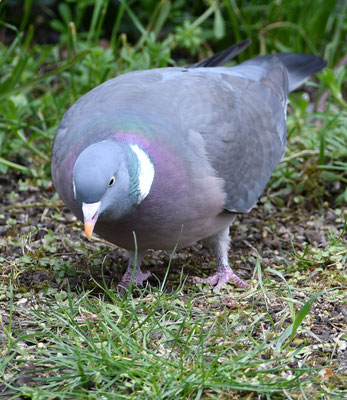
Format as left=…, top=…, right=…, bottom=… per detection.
left=246, top=53, right=327, bottom=92
left=188, top=38, right=327, bottom=92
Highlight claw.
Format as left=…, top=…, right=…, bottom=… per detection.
left=116, top=269, right=152, bottom=295
left=193, top=264, right=249, bottom=290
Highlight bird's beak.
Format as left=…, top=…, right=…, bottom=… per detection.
left=82, top=201, right=101, bottom=239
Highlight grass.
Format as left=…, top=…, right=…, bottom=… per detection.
left=0, top=0, right=346, bottom=398
left=1, top=201, right=345, bottom=399
left=1, top=250, right=346, bottom=399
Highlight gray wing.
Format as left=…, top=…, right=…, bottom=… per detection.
left=169, top=58, right=289, bottom=213
left=181, top=53, right=326, bottom=212
left=205, top=60, right=288, bottom=212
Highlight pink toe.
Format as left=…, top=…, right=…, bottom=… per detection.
left=193, top=266, right=249, bottom=291
left=230, top=272, right=249, bottom=289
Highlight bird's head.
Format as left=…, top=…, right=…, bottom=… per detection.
left=73, top=139, right=155, bottom=239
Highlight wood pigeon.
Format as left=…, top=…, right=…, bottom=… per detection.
left=51, top=39, right=327, bottom=293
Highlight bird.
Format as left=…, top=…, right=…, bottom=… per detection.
left=51, top=39, right=327, bottom=294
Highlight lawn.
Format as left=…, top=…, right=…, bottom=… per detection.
left=0, top=1, right=346, bottom=399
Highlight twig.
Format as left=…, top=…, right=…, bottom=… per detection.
left=283, top=389, right=294, bottom=400
left=281, top=150, right=318, bottom=162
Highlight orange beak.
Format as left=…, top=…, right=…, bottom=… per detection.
left=82, top=201, right=101, bottom=240
left=84, top=220, right=95, bottom=239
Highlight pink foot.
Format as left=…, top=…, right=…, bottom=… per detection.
left=116, top=269, right=152, bottom=295
left=193, top=265, right=249, bottom=290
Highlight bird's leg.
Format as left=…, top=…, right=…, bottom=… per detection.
left=193, top=227, right=249, bottom=290
left=116, top=251, right=151, bottom=295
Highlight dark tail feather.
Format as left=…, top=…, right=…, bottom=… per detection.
left=187, top=39, right=251, bottom=68
left=277, top=54, right=327, bottom=91
left=252, top=53, right=327, bottom=92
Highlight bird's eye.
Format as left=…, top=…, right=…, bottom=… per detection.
left=108, top=176, right=116, bottom=186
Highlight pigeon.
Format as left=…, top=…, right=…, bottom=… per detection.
left=51, top=39, right=327, bottom=294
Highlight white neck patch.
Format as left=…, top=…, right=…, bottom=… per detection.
left=130, top=144, right=155, bottom=203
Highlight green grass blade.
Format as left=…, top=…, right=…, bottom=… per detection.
left=19, top=0, right=33, bottom=32
left=121, top=0, right=147, bottom=38
left=152, top=0, right=171, bottom=37
left=88, top=0, right=110, bottom=45
left=279, top=290, right=325, bottom=350
left=110, top=0, right=126, bottom=51
left=0, top=156, right=31, bottom=173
